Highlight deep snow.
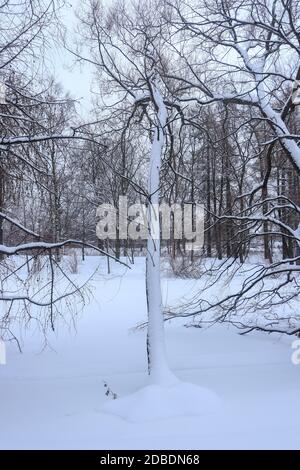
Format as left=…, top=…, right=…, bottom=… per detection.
left=0, top=256, right=300, bottom=449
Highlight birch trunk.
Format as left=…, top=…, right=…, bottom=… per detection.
left=146, top=83, right=176, bottom=386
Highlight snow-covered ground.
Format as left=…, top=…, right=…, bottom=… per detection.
left=0, top=256, right=300, bottom=449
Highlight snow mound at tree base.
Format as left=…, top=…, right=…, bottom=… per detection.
left=101, top=381, right=221, bottom=422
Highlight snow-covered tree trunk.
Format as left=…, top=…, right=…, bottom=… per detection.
left=146, top=82, right=176, bottom=385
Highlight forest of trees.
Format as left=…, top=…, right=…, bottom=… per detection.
left=1, top=0, right=300, bottom=348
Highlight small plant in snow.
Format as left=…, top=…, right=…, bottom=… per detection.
left=103, top=380, right=118, bottom=400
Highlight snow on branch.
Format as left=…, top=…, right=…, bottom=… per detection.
left=0, top=240, right=129, bottom=267
left=0, top=212, right=40, bottom=238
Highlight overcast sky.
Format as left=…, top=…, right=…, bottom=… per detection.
left=51, top=0, right=94, bottom=116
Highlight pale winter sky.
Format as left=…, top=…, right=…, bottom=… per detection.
left=51, top=0, right=94, bottom=116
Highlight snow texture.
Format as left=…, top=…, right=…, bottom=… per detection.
left=102, top=381, right=221, bottom=423
left=1, top=256, right=300, bottom=449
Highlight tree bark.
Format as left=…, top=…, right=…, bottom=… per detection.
left=145, top=82, right=175, bottom=385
